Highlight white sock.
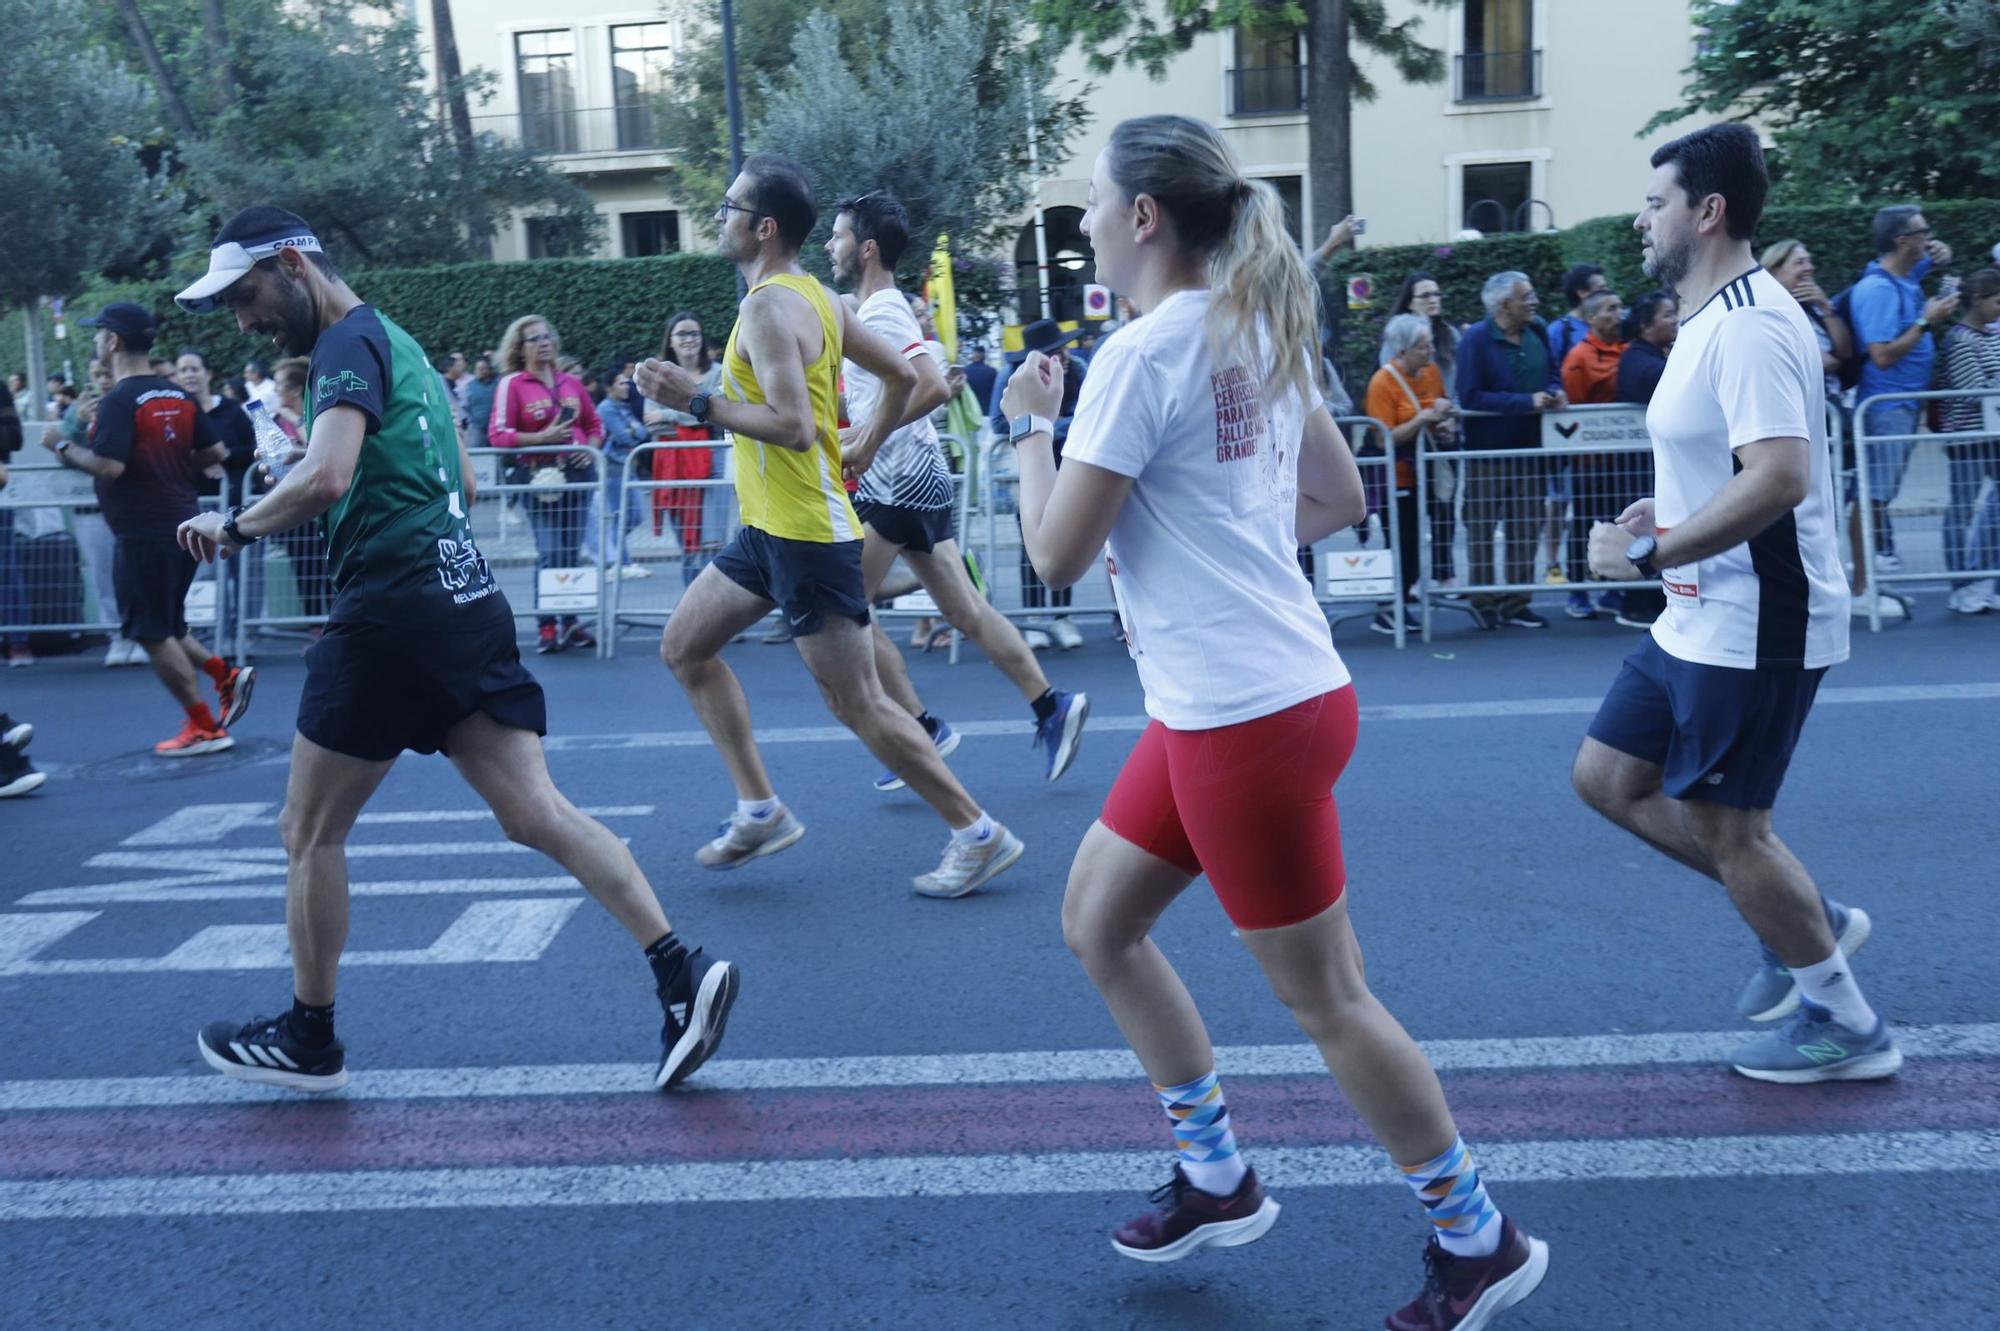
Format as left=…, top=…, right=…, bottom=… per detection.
left=737, top=797, right=779, bottom=822
left=951, top=811, right=995, bottom=846
left=1791, top=949, right=1878, bottom=1031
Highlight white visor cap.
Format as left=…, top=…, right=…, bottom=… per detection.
left=175, top=232, right=324, bottom=314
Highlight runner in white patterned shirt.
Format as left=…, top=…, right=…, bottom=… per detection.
left=826, top=191, right=1089, bottom=794
left=1577, top=122, right=1897, bottom=1086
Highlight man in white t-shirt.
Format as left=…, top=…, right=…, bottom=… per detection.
left=1574, top=123, right=1896, bottom=1085
left=826, top=192, right=1089, bottom=791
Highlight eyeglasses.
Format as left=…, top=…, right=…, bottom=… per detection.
left=524, top=332, right=555, bottom=343
left=1900, top=226, right=1933, bottom=240
left=715, top=196, right=762, bottom=221
left=670, top=329, right=703, bottom=339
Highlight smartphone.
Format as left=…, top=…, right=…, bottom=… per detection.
left=554, top=404, right=579, bottom=428
left=1940, top=274, right=1962, bottom=299
left=1353, top=218, right=1368, bottom=235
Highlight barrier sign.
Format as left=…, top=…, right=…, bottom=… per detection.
left=1, top=460, right=96, bottom=506
left=891, top=589, right=940, bottom=614
left=184, top=580, right=217, bottom=628
left=1324, top=549, right=1394, bottom=599
left=1542, top=405, right=1650, bottom=451
left=537, top=566, right=599, bottom=610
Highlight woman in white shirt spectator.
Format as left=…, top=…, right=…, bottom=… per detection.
left=1003, top=114, right=1548, bottom=1330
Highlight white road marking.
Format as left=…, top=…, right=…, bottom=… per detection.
left=120, top=804, right=654, bottom=845
left=4, top=1131, right=1996, bottom=1220
left=0, top=900, right=583, bottom=977
left=3, top=1023, right=1993, bottom=1111
left=21, top=878, right=583, bottom=907
left=541, top=682, right=2000, bottom=751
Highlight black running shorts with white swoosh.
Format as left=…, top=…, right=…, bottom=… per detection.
left=711, top=525, right=870, bottom=637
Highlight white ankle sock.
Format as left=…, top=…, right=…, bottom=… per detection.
left=951, top=811, right=995, bottom=846
left=737, top=797, right=779, bottom=822
left=1791, top=949, right=1877, bottom=1031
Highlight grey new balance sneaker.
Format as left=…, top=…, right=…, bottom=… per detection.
left=913, top=825, right=1025, bottom=898
left=1737, top=899, right=1872, bottom=1023
left=695, top=806, right=805, bottom=869
left=1729, top=1001, right=1903, bottom=1084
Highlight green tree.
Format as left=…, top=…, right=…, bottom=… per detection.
left=96, top=0, right=603, bottom=270
left=751, top=0, right=1076, bottom=282
left=1027, top=0, right=1451, bottom=238
left=0, top=0, right=168, bottom=414
left=1646, top=0, right=2000, bottom=204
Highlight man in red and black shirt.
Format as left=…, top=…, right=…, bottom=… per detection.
left=40, top=303, right=254, bottom=755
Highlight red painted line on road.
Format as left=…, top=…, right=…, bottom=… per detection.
left=4, top=1059, right=1993, bottom=1181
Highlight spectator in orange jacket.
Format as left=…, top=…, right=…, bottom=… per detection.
left=1560, top=291, right=1628, bottom=405
left=1558, top=291, right=1628, bottom=620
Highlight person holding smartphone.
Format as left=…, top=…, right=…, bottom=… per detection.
left=490, top=314, right=604, bottom=654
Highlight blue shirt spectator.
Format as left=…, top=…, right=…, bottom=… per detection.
left=461, top=357, right=497, bottom=448
left=1852, top=252, right=1938, bottom=399
left=1455, top=272, right=1563, bottom=450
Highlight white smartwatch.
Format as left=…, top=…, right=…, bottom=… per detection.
left=1008, top=414, right=1054, bottom=444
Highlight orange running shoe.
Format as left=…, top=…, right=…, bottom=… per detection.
left=155, top=721, right=234, bottom=757
left=214, top=664, right=256, bottom=729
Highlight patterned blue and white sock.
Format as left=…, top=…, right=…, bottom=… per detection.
left=1156, top=1071, right=1248, bottom=1196
left=1399, top=1135, right=1502, bottom=1257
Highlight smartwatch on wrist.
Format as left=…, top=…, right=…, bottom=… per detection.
left=1008, top=414, right=1054, bottom=444
left=1625, top=534, right=1660, bottom=579
left=222, top=506, right=260, bottom=547
left=687, top=392, right=711, bottom=424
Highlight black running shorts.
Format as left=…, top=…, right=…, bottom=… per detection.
left=114, top=535, right=199, bottom=643
left=297, top=613, right=547, bottom=762
left=856, top=499, right=956, bottom=555
left=712, top=525, right=870, bottom=636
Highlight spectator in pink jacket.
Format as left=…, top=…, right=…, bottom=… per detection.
left=491, top=314, right=605, bottom=654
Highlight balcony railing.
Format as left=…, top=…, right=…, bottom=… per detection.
left=1454, top=49, right=1542, bottom=103
left=469, top=105, right=669, bottom=157
left=1228, top=65, right=1306, bottom=117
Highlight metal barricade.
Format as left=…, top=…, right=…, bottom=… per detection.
left=1318, top=415, right=1406, bottom=646
left=865, top=434, right=980, bottom=666
left=461, top=444, right=611, bottom=658
left=0, top=453, right=229, bottom=660
left=1416, top=402, right=1656, bottom=641
left=979, top=434, right=1123, bottom=640
left=606, top=438, right=736, bottom=656
left=1852, top=389, right=2000, bottom=631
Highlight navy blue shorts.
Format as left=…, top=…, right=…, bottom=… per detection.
left=712, top=526, right=870, bottom=636
left=1586, top=636, right=1826, bottom=810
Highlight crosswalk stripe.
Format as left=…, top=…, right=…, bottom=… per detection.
left=3, top=1023, right=1993, bottom=1112
left=3, top=1130, right=1995, bottom=1220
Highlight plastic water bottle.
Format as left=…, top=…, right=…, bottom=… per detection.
left=244, top=401, right=295, bottom=484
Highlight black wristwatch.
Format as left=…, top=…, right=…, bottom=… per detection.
left=222, top=506, right=260, bottom=547
left=687, top=392, right=711, bottom=424
left=1625, top=534, right=1659, bottom=579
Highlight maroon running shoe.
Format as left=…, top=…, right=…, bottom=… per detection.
left=1110, top=1165, right=1280, bottom=1263
left=1385, top=1217, right=1550, bottom=1331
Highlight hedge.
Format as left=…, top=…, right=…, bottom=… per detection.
left=1322, top=198, right=2000, bottom=394
left=3, top=253, right=741, bottom=388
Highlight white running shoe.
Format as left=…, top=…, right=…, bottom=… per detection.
left=1049, top=617, right=1084, bottom=650
left=1949, top=584, right=1991, bottom=615
left=914, top=825, right=1025, bottom=898
left=695, top=806, right=806, bottom=869
left=1023, top=628, right=1053, bottom=651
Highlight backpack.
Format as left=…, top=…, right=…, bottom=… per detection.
left=1828, top=283, right=1869, bottom=393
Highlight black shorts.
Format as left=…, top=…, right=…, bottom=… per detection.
left=114, top=535, right=198, bottom=643
left=712, top=526, right=869, bottom=636
left=297, top=613, right=547, bottom=762
left=856, top=500, right=956, bottom=555
left=1587, top=636, right=1826, bottom=811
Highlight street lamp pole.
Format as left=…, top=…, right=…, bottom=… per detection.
left=721, top=0, right=744, bottom=181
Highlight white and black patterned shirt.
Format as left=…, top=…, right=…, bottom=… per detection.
left=846, top=288, right=955, bottom=512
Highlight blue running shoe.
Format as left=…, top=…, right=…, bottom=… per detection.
left=1729, top=1001, right=1902, bottom=1084
left=875, top=719, right=961, bottom=793
left=1565, top=590, right=1596, bottom=619
left=1737, top=899, right=1872, bottom=1022
left=1033, top=690, right=1090, bottom=782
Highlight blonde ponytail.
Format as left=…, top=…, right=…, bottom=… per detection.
left=1104, top=116, right=1322, bottom=408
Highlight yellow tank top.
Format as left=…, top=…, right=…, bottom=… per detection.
left=720, top=273, right=860, bottom=543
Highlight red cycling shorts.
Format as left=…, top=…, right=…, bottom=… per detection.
left=1100, top=686, right=1359, bottom=931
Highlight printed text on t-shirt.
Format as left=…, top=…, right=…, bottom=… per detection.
left=1213, top=366, right=1265, bottom=463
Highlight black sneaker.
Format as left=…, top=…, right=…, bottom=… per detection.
left=197, top=1012, right=348, bottom=1093
left=0, top=713, right=31, bottom=751
left=656, top=947, right=740, bottom=1089
left=0, top=742, right=44, bottom=798
left=1501, top=608, right=1548, bottom=629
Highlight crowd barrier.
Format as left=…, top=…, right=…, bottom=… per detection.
left=1852, top=389, right=2000, bottom=632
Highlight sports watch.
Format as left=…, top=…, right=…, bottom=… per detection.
left=223, top=506, right=260, bottom=547
left=1624, top=534, right=1659, bottom=579
left=1008, top=414, right=1054, bottom=444
left=687, top=391, right=711, bottom=424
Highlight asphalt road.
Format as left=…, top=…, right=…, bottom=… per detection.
left=2, top=602, right=1996, bottom=1330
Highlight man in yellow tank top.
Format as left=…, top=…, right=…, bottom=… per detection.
left=638, top=155, right=1024, bottom=899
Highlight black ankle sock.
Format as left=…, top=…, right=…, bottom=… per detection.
left=1030, top=690, right=1058, bottom=723
left=290, top=997, right=335, bottom=1049
left=916, top=711, right=942, bottom=739
left=645, top=931, right=687, bottom=989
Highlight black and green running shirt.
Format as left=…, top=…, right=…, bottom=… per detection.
left=303, top=306, right=504, bottom=627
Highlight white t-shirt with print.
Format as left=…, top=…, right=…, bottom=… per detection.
left=845, top=288, right=955, bottom=512
left=1063, top=288, right=1349, bottom=729
left=1646, top=265, right=1850, bottom=670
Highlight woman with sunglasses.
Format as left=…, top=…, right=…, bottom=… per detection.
left=1004, top=115, right=1549, bottom=1330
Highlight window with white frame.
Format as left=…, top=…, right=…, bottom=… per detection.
left=611, top=23, right=672, bottom=151
left=516, top=30, right=577, bottom=154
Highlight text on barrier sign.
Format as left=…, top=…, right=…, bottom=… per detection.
left=1540, top=406, right=1651, bottom=451
left=1324, top=550, right=1395, bottom=599
left=536, top=566, right=599, bottom=610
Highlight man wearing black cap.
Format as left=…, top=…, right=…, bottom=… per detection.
left=41, top=302, right=252, bottom=755
left=172, top=205, right=737, bottom=1095
left=986, top=319, right=1089, bottom=648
